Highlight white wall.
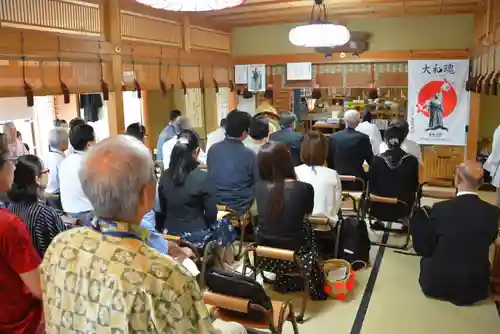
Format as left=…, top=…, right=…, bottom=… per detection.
left=0, top=97, right=35, bottom=121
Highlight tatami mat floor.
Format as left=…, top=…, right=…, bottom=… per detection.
left=252, top=189, right=500, bottom=334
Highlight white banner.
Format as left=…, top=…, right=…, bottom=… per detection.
left=407, top=60, right=470, bottom=146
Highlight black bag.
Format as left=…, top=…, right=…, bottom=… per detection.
left=205, top=268, right=272, bottom=322
left=337, top=215, right=371, bottom=270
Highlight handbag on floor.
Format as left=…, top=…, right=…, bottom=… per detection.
left=322, top=258, right=366, bottom=301
left=336, top=215, right=370, bottom=270
left=205, top=267, right=273, bottom=322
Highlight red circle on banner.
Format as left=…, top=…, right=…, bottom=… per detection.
left=415, top=80, right=457, bottom=118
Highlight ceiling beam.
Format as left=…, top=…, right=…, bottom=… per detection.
left=225, top=7, right=475, bottom=27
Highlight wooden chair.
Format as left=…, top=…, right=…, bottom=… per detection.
left=366, top=194, right=412, bottom=250
left=339, top=175, right=367, bottom=217
left=242, top=245, right=310, bottom=323
left=162, top=234, right=216, bottom=289
left=416, top=182, right=456, bottom=206
left=204, top=291, right=299, bottom=334
left=308, top=216, right=342, bottom=259
left=216, top=204, right=252, bottom=259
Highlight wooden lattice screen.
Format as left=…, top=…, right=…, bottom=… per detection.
left=422, top=146, right=465, bottom=186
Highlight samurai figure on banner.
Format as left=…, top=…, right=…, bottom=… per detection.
left=425, top=81, right=450, bottom=132
left=407, top=60, right=469, bottom=146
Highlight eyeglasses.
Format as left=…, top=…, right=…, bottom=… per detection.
left=40, top=169, right=49, bottom=175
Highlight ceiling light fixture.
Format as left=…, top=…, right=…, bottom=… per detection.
left=289, top=0, right=350, bottom=48
left=135, top=0, right=245, bottom=12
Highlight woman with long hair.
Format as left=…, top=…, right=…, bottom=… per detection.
left=0, top=135, right=44, bottom=333
left=157, top=129, right=236, bottom=249
left=255, top=141, right=327, bottom=300
left=8, top=155, right=67, bottom=257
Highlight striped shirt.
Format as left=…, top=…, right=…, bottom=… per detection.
left=8, top=201, right=68, bottom=257
left=140, top=209, right=169, bottom=254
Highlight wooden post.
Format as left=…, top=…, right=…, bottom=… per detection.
left=492, top=189, right=500, bottom=301
left=466, top=92, right=481, bottom=161
left=101, top=0, right=125, bottom=136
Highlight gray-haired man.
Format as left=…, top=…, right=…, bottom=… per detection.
left=40, top=135, right=246, bottom=333
left=44, top=127, right=69, bottom=209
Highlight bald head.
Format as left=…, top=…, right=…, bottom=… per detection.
left=79, top=135, right=155, bottom=222
left=344, top=110, right=361, bottom=129
left=455, top=161, right=484, bottom=190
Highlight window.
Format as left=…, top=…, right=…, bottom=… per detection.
left=184, top=88, right=204, bottom=128
left=216, top=87, right=230, bottom=124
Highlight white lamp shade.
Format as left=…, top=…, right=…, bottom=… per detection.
left=289, top=22, right=350, bottom=48
left=135, top=0, right=244, bottom=11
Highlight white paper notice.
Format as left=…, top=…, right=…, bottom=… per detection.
left=235, top=65, right=248, bottom=84
left=287, top=62, right=312, bottom=80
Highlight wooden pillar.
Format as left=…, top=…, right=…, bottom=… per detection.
left=102, top=0, right=125, bottom=136
left=228, top=90, right=238, bottom=111
left=466, top=92, right=481, bottom=161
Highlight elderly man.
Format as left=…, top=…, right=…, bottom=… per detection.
left=162, top=116, right=207, bottom=168
left=327, top=109, right=373, bottom=190
left=40, top=135, right=245, bottom=333
left=269, top=112, right=303, bottom=166
left=44, top=128, right=69, bottom=210
left=59, top=124, right=95, bottom=224
left=415, top=161, right=499, bottom=306
left=4, top=122, right=28, bottom=157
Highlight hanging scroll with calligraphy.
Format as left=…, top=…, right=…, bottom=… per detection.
left=407, top=60, right=469, bottom=146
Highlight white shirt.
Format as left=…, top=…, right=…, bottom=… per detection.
left=356, top=121, right=383, bottom=155
left=380, top=139, right=423, bottom=165
left=206, top=127, right=225, bottom=153
left=456, top=191, right=476, bottom=197
left=484, top=125, right=500, bottom=188
left=245, top=139, right=264, bottom=154
left=44, top=148, right=65, bottom=194
left=59, top=151, right=93, bottom=213
left=295, top=164, right=342, bottom=223
left=162, top=135, right=207, bottom=168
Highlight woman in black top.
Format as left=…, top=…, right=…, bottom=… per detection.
left=7, top=155, right=67, bottom=257
left=369, top=120, right=419, bottom=227
left=255, top=141, right=327, bottom=300
left=158, top=129, right=236, bottom=249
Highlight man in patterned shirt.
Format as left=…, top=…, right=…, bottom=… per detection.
left=40, top=135, right=239, bottom=333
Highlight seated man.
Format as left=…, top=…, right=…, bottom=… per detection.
left=244, top=118, right=269, bottom=154
left=162, top=116, right=207, bottom=167
left=41, top=135, right=246, bottom=333
left=206, top=118, right=226, bottom=153
left=327, top=110, right=373, bottom=190
left=59, top=124, right=96, bottom=224
left=369, top=120, right=419, bottom=225
left=207, top=110, right=256, bottom=215
left=269, top=112, right=303, bottom=167
left=416, top=161, right=499, bottom=306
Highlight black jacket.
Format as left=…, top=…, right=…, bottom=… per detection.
left=417, top=194, right=499, bottom=306
left=327, top=128, right=373, bottom=189
left=158, top=167, right=217, bottom=234
left=368, top=148, right=419, bottom=221
left=269, top=130, right=303, bottom=167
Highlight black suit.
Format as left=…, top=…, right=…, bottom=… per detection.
left=416, top=194, right=499, bottom=306
left=327, top=128, right=373, bottom=190
left=269, top=130, right=303, bottom=167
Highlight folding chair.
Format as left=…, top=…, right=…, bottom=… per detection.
left=339, top=175, right=367, bottom=218
left=216, top=204, right=252, bottom=260
left=242, top=245, right=310, bottom=323
left=366, top=194, right=413, bottom=250
left=416, top=182, right=456, bottom=206
left=204, top=291, right=299, bottom=334
left=162, top=234, right=217, bottom=289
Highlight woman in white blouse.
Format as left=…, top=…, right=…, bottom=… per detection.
left=295, top=131, right=342, bottom=223
left=355, top=109, right=383, bottom=155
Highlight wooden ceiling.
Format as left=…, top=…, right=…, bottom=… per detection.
left=203, top=0, right=480, bottom=28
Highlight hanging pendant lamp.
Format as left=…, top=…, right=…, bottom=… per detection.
left=136, top=0, right=245, bottom=11
left=289, top=0, right=350, bottom=48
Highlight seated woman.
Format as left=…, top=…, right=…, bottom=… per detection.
left=295, top=131, right=342, bottom=224
left=255, top=141, right=327, bottom=300
left=416, top=161, right=499, bottom=306
left=8, top=155, right=67, bottom=257
left=0, top=136, right=44, bottom=334
left=368, top=120, right=419, bottom=227
left=157, top=129, right=236, bottom=249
